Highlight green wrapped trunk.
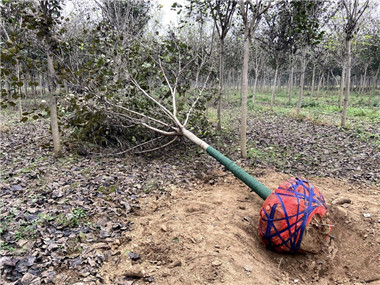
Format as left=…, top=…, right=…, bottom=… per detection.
left=206, top=146, right=272, bottom=200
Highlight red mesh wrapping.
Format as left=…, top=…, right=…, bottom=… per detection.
left=258, top=177, right=327, bottom=252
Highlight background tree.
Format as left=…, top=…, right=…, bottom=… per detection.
left=340, top=0, right=370, bottom=127
left=290, top=0, right=329, bottom=115
left=206, top=0, right=237, bottom=131
left=239, top=0, right=271, bottom=158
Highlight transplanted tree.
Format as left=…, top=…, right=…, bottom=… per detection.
left=340, top=0, right=370, bottom=127
left=239, top=0, right=271, bottom=158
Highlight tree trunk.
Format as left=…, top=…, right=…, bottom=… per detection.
left=369, top=65, right=379, bottom=106
left=16, top=63, right=22, bottom=120
left=341, top=39, right=351, bottom=127
left=240, top=34, right=249, bottom=158
left=31, top=74, right=37, bottom=106
left=47, top=49, right=61, bottom=155
left=331, top=69, right=339, bottom=89
left=317, top=72, right=323, bottom=99
left=217, top=38, right=224, bottom=132
left=296, top=47, right=307, bottom=115
left=23, top=77, right=28, bottom=98
left=270, top=65, right=278, bottom=109
left=359, top=63, right=368, bottom=98
left=338, top=63, right=345, bottom=108
left=311, top=64, right=316, bottom=99
left=252, top=72, right=258, bottom=104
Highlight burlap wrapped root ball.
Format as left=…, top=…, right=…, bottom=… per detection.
left=259, top=178, right=332, bottom=253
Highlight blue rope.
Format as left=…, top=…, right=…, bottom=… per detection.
left=260, top=178, right=327, bottom=252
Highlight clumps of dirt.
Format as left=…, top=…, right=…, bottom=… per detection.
left=100, top=170, right=380, bottom=285
left=299, top=214, right=332, bottom=254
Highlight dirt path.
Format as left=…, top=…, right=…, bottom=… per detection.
left=100, top=170, right=380, bottom=285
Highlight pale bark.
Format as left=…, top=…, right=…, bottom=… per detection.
left=39, top=74, right=42, bottom=97
left=240, top=35, right=249, bottom=158
left=339, top=63, right=345, bottom=107
left=16, top=63, right=22, bottom=120
left=311, top=64, right=316, bottom=99
left=217, top=38, right=224, bottom=131
left=288, top=63, right=294, bottom=103
left=317, top=72, right=323, bottom=99
left=369, top=65, right=379, bottom=106
left=47, top=50, right=61, bottom=155
left=296, top=47, right=307, bottom=115
left=359, top=63, right=368, bottom=97
left=341, top=39, right=351, bottom=127
left=252, top=72, right=258, bottom=104
left=270, top=65, right=278, bottom=109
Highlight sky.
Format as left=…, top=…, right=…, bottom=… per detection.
left=63, top=0, right=186, bottom=28
left=154, top=0, right=185, bottom=27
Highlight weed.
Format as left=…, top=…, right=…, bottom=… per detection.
left=71, top=208, right=87, bottom=227
left=0, top=242, right=16, bottom=252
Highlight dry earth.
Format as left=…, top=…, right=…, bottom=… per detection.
left=100, top=169, right=380, bottom=285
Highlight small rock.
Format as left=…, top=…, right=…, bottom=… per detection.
left=212, top=260, right=222, bottom=267
left=128, top=252, right=140, bottom=261
left=294, top=279, right=300, bottom=283
left=244, top=265, right=253, bottom=272
left=332, top=197, right=351, bottom=205
left=11, top=184, right=23, bottom=191
left=21, top=272, right=38, bottom=285
left=160, top=225, right=167, bottom=232
left=52, top=189, right=63, bottom=198
left=209, top=180, right=215, bottom=185
left=145, top=276, right=154, bottom=282
left=363, top=213, right=371, bottom=218
left=169, top=260, right=182, bottom=268
left=124, top=265, right=145, bottom=278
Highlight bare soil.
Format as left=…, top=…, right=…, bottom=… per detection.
left=100, top=169, right=380, bottom=285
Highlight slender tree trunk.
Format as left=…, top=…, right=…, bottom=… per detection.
left=270, top=65, right=278, bottom=109
left=331, top=69, right=339, bottom=90
left=217, top=38, right=224, bottom=132
left=31, top=74, right=37, bottom=106
left=47, top=49, right=61, bottom=155
left=341, top=39, right=351, bottom=127
left=288, top=63, right=294, bottom=103
left=23, top=76, right=28, bottom=98
left=296, top=47, right=307, bottom=115
left=369, top=65, right=379, bottom=106
left=311, top=64, right=316, bottom=99
left=252, top=72, right=258, bottom=104
left=317, top=72, right=323, bottom=99
left=338, top=63, right=345, bottom=108
left=240, top=34, right=249, bottom=158
left=16, top=63, right=22, bottom=120
left=359, top=64, right=368, bottom=98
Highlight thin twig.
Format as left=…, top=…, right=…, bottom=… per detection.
left=134, top=136, right=178, bottom=154
left=111, top=136, right=164, bottom=156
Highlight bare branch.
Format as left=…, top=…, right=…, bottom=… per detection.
left=158, top=57, right=177, bottom=117
left=183, top=71, right=212, bottom=127
left=134, top=136, right=178, bottom=154
left=110, top=136, right=164, bottom=156
left=129, top=75, right=181, bottom=127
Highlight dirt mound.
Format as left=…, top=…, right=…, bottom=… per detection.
left=100, top=170, right=380, bottom=284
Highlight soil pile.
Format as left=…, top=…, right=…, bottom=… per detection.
left=100, top=170, right=380, bottom=285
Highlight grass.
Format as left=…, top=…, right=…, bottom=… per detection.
left=218, top=87, right=379, bottom=127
